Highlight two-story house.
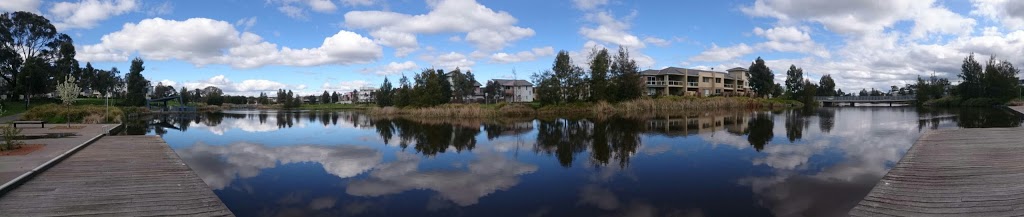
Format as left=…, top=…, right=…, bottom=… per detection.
left=491, top=79, right=534, bottom=102
left=642, top=67, right=751, bottom=97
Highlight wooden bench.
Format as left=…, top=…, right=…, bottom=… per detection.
left=12, top=121, right=46, bottom=128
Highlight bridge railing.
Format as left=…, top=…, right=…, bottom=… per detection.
left=814, top=95, right=916, bottom=102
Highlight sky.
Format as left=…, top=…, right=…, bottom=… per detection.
left=1, top=0, right=1022, bottom=96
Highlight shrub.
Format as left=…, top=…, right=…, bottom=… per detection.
left=0, top=125, right=22, bottom=151
left=22, top=104, right=124, bottom=123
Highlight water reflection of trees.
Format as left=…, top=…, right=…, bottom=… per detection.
left=917, top=107, right=1023, bottom=129
left=745, top=113, right=774, bottom=152
left=371, top=118, right=481, bottom=156
left=534, top=118, right=643, bottom=168
left=817, top=109, right=835, bottom=133
left=784, top=110, right=809, bottom=142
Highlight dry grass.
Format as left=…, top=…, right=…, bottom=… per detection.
left=22, top=104, right=124, bottom=123
left=369, top=103, right=536, bottom=118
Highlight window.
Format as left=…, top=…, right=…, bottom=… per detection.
left=715, top=78, right=722, bottom=83
left=702, top=77, right=711, bottom=82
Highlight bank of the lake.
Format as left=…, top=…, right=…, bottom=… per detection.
left=369, top=96, right=803, bottom=118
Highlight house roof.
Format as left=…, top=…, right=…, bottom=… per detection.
left=641, top=67, right=746, bottom=79
left=491, top=79, right=533, bottom=87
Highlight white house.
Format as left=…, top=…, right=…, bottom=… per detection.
left=491, top=79, right=534, bottom=102
left=357, top=87, right=377, bottom=103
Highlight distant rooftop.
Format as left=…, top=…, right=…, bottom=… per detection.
left=491, top=79, right=533, bottom=87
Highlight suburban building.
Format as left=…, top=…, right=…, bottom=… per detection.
left=641, top=67, right=751, bottom=97
left=491, top=79, right=534, bottom=102
left=444, top=72, right=484, bottom=101
left=357, top=87, right=377, bottom=103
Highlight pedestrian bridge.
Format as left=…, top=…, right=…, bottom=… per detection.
left=814, top=95, right=916, bottom=106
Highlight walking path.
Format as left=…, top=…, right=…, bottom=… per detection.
left=0, top=135, right=233, bottom=216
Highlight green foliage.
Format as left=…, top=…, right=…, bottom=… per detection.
left=124, top=57, right=149, bottom=107
left=925, top=97, right=1004, bottom=107
left=376, top=77, right=394, bottom=107
left=818, top=74, right=836, bottom=96
left=957, top=53, right=985, bottom=99
left=748, top=57, right=775, bottom=97
left=784, top=65, right=804, bottom=96
left=394, top=75, right=412, bottom=107
left=532, top=70, right=560, bottom=105
left=0, top=124, right=22, bottom=151
left=610, top=46, right=644, bottom=102
left=180, top=87, right=190, bottom=104
left=588, top=48, right=611, bottom=102
left=0, top=11, right=72, bottom=102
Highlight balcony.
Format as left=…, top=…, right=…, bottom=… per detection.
left=647, top=81, right=666, bottom=86
left=724, top=84, right=735, bottom=88
left=688, top=82, right=699, bottom=86
left=667, top=81, right=683, bottom=86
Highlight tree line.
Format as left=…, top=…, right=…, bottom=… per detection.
left=532, top=46, right=645, bottom=105
left=373, top=68, right=479, bottom=108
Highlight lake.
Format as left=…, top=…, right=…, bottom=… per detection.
left=136, top=107, right=1021, bottom=217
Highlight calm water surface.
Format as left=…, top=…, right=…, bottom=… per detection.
left=138, top=107, right=1021, bottom=217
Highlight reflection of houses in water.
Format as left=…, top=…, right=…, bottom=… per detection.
left=483, top=120, right=534, bottom=140
left=644, top=111, right=751, bottom=136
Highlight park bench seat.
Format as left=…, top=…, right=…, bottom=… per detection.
left=12, top=121, right=46, bottom=128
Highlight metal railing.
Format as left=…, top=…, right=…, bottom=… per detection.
left=688, top=82, right=699, bottom=86
left=724, top=84, right=735, bottom=88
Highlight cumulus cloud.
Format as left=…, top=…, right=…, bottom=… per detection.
left=346, top=152, right=537, bottom=206
left=971, top=0, right=1024, bottom=30
left=740, top=0, right=973, bottom=37
left=580, top=11, right=645, bottom=49
left=344, top=0, right=535, bottom=53
left=643, top=37, right=671, bottom=47
left=360, top=61, right=418, bottom=76
left=181, top=75, right=290, bottom=96
left=77, top=17, right=382, bottom=68
left=0, top=0, right=40, bottom=12
left=489, top=46, right=555, bottom=64
left=691, top=43, right=754, bottom=62
left=48, top=0, right=138, bottom=30
left=422, top=52, right=475, bottom=71
left=176, top=142, right=382, bottom=190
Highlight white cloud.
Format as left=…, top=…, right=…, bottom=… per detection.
left=268, top=0, right=336, bottom=18
left=145, top=1, right=172, bottom=16
left=344, top=0, right=535, bottom=53
left=753, top=27, right=810, bottom=43
left=579, top=11, right=645, bottom=49
left=422, top=52, right=475, bottom=71
left=489, top=46, right=555, bottom=64
left=691, top=43, right=754, bottom=62
left=572, top=0, right=607, bottom=10
left=643, top=37, right=671, bottom=47
left=322, top=80, right=371, bottom=93
left=972, top=0, right=1024, bottom=30
left=156, top=79, right=177, bottom=87
left=182, top=75, right=290, bottom=96
left=235, top=16, right=257, bottom=31
left=346, top=152, right=537, bottom=206
left=177, top=142, right=382, bottom=190
left=361, top=61, right=418, bottom=76
left=341, top=0, right=377, bottom=6
left=48, top=0, right=138, bottom=30
left=0, top=0, right=40, bottom=12
left=78, top=17, right=382, bottom=68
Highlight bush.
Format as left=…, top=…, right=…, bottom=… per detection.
left=22, top=104, right=124, bottom=123
left=0, top=125, right=22, bottom=151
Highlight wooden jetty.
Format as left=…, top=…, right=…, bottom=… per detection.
left=850, top=128, right=1024, bottom=216
left=0, top=136, right=233, bottom=216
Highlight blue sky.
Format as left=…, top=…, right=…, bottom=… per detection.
left=2, top=0, right=1023, bottom=95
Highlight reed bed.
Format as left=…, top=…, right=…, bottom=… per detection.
left=22, top=104, right=125, bottom=123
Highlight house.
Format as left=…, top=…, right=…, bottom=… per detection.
left=357, top=87, right=377, bottom=103
left=491, top=79, right=534, bottom=102
left=641, top=67, right=751, bottom=97
left=444, top=72, right=485, bottom=101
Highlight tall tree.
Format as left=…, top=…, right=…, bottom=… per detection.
left=983, top=55, right=1020, bottom=101
left=784, top=64, right=804, bottom=98
left=394, top=75, right=411, bottom=107
left=748, top=57, right=775, bottom=98
left=609, top=46, right=643, bottom=102
left=180, top=87, right=189, bottom=104
left=0, top=11, right=71, bottom=100
left=376, top=77, right=394, bottom=107
left=588, top=48, right=611, bottom=101
left=957, top=53, right=985, bottom=99
left=124, top=57, right=149, bottom=106
left=320, top=91, right=330, bottom=104
left=818, top=74, right=836, bottom=96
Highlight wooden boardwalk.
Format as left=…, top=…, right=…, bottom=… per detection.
left=850, top=128, right=1024, bottom=216
left=0, top=136, right=233, bottom=216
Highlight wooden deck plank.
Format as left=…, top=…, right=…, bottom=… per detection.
left=0, top=135, right=233, bottom=217
left=851, top=128, right=1024, bottom=216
